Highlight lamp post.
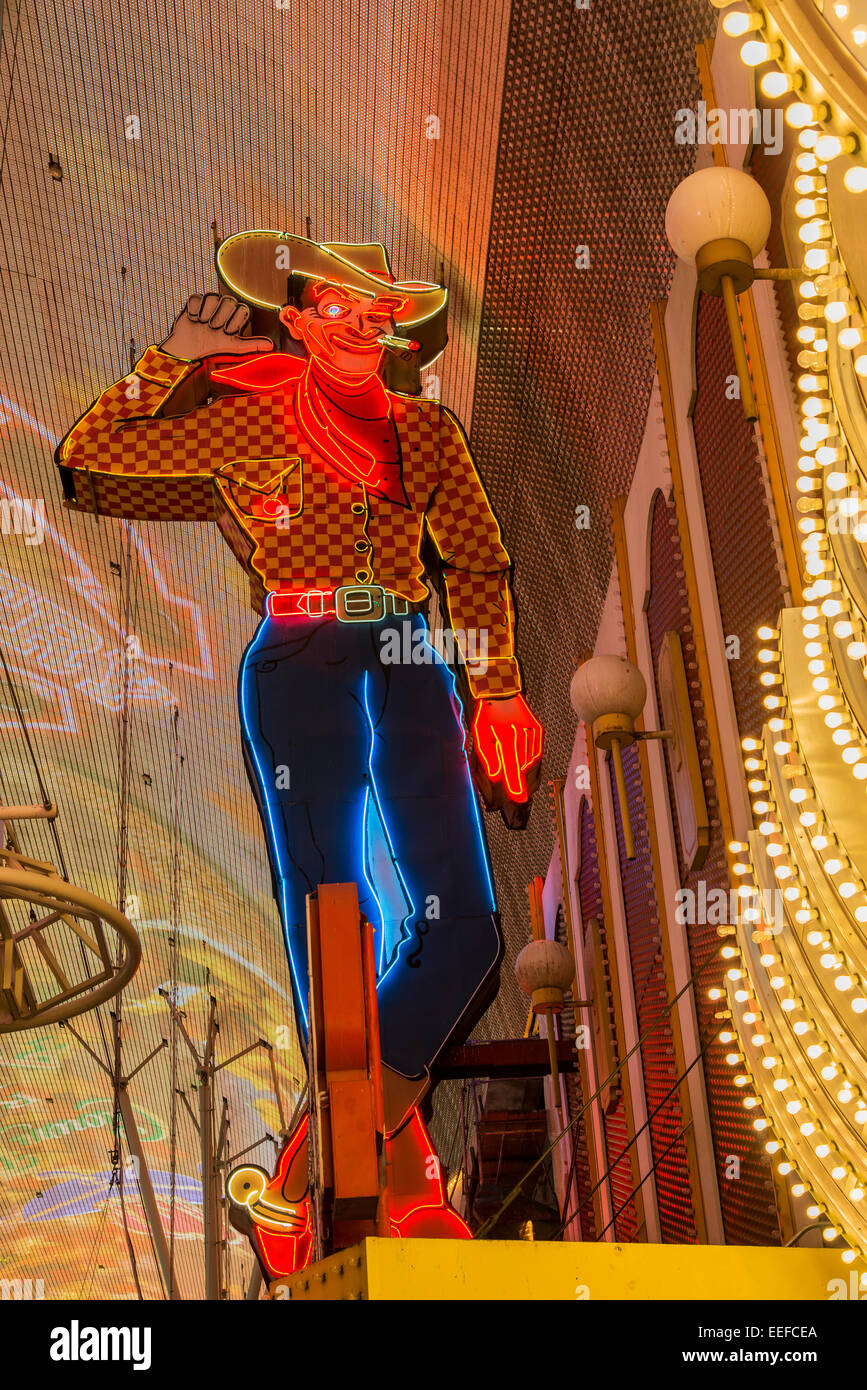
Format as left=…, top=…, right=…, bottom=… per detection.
left=571, top=654, right=672, bottom=860
left=664, top=165, right=798, bottom=421
left=515, top=938, right=575, bottom=1116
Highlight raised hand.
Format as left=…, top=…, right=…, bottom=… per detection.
left=160, top=293, right=274, bottom=362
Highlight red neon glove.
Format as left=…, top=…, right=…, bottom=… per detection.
left=472, top=695, right=544, bottom=804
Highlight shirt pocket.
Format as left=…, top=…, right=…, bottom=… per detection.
left=215, top=455, right=303, bottom=522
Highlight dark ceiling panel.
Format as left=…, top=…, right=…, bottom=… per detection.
left=466, top=0, right=717, bottom=1037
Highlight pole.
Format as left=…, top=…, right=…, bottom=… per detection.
left=360, top=916, right=389, bottom=1236
left=117, top=1086, right=180, bottom=1299
left=199, top=1066, right=221, bottom=1300
left=544, top=1010, right=563, bottom=1115
left=610, top=737, right=635, bottom=859
left=720, top=273, right=758, bottom=421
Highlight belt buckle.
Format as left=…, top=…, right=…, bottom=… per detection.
left=335, top=584, right=385, bottom=623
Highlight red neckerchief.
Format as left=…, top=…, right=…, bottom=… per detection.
left=210, top=353, right=408, bottom=505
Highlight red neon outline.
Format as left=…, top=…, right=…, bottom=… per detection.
left=267, top=588, right=336, bottom=619
left=244, top=1107, right=469, bottom=1280
left=472, top=695, right=544, bottom=802
left=294, top=364, right=391, bottom=489
left=210, top=354, right=302, bottom=392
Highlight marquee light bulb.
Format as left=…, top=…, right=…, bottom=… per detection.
left=843, top=166, right=867, bottom=193
left=723, top=9, right=762, bottom=36
left=796, top=200, right=826, bottom=220
left=786, top=102, right=818, bottom=129
left=741, top=39, right=780, bottom=66
left=762, top=71, right=798, bottom=99
left=815, top=135, right=852, bottom=161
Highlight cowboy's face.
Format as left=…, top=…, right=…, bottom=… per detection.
left=279, top=281, right=404, bottom=377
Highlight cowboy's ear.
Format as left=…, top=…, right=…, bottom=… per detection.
left=279, top=304, right=304, bottom=341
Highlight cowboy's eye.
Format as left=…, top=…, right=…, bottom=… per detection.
left=320, top=303, right=346, bottom=319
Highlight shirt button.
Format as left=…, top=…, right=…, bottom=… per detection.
left=355, top=569, right=371, bottom=583
left=351, top=503, right=365, bottom=515
left=354, top=540, right=369, bottom=552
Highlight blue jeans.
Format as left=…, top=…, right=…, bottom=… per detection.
left=238, top=612, right=503, bottom=1078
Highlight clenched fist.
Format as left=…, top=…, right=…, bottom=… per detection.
left=160, top=293, right=274, bottom=362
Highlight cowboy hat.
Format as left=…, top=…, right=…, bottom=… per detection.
left=215, top=231, right=448, bottom=370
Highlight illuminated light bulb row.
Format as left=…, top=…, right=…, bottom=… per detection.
left=739, top=746, right=867, bottom=1024
left=765, top=646, right=867, bottom=803
left=736, top=971, right=844, bottom=1105
left=726, top=971, right=867, bottom=1229
left=727, top=3, right=866, bottom=194
left=757, top=827, right=865, bottom=1012
left=798, top=605, right=867, bottom=781
left=727, top=9, right=867, bottom=1268
left=788, top=114, right=867, bottom=389
left=796, top=272, right=859, bottom=374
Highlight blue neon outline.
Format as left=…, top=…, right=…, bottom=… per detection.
left=238, top=638, right=310, bottom=1030
left=360, top=669, right=416, bottom=975
left=367, top=619, right=497, bottom=995
left=239, top=615, right=497, bottom=1019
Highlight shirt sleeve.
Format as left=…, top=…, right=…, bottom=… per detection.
left=422, top=404, right=522, bottom=701
left=56, top=346, right=242, bottom=520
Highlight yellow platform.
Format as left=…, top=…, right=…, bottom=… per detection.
left=270, top=1237, right=847, bottom=1301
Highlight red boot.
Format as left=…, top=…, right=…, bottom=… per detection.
left=227, top=1107, right=469, bottom=1281
left=226, top=1116, right=313, bottom=1279
left=387, top=1109, right=471, bottom=1239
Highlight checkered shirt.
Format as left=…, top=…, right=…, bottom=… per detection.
left=56, top=346, right=522, bottom=699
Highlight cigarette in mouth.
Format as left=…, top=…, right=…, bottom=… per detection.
left=377, top=334, right=421, bottom=355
